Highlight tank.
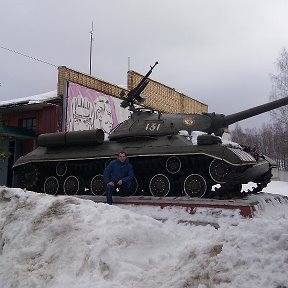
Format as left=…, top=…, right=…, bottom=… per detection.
left=13, top=62, right=288, bottom=199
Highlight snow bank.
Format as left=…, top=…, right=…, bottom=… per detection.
left=0, top=186, right=288, bottom=288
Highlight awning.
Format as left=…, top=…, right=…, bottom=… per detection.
left=0, top=124, right=36, bottom=139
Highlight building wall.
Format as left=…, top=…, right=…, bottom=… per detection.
left=2, top=110, right=38, bottom=127
left=1, top=106, right=62, bottom=135
left=0, top=140, right=9, bottom=186
left=127, top=71, right=208, bottom=114
left=58, top=66, right=126, bottom=100
left=38, top=105, right=62, bottom=134
left=0, top=105, right=62, bottom=155
left=58, top=66, right=208, bottom=115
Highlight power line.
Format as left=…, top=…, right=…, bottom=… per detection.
left=0, top=45, right=58, bottom=68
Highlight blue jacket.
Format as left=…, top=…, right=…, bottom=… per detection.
left=103, top=158, right=134, bottom=184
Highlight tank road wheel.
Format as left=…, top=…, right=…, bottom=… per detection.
left=134, top=176, right=143, bottom=195
left=43, top=176, right=60, bottom=195
left=63, top=176, right=83, bottom=195
left=105, top=159, right=112, bottom=167
left=119, top=177, right=139, bottom=197
left=166, top=156, right=181, bottom=174
left=149, top=174, right=171, bottom=197
left=90, top=175, right=105, bottom=196
left=209, top=159, right=230, bottom=184
left=56, top=162, right=67, bottom=177
left=184, top=174, right=207, bottom=198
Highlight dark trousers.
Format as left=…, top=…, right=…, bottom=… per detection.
left=106, top=182, right=131, bottom=205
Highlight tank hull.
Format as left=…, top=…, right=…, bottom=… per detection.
left=13, top=133, right=275, bottom=199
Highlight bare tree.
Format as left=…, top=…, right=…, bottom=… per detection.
left=230, top=123, right=244, bottom=144
left=229, top=49, right=288, bottom=170
left=231, top=124, right=260, bottom=151
left=270, top=47, right=288, bottom=128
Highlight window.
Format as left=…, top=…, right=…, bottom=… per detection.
left=0, top=120, right=8, bottom=125
left=19, top=118, right=37, bottom=131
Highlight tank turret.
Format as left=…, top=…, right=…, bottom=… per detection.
left=110, top=95, right=288, bottom=140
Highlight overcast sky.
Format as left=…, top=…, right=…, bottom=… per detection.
left=1, top=0, right=288, bottom=128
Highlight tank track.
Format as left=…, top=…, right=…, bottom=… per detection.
left=209, top=169, right=273, bottom=199
left=14, top=155, right=273, bottom=201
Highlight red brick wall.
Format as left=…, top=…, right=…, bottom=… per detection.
left=1, top=105, right=62, bottom=135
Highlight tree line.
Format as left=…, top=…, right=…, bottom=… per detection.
left=231, top=48, right=288, bottom=171
left=231, top=122, right=288, bottom=170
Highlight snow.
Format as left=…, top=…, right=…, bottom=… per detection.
left=1, top=181, right=288, bottom=288
left=179, top=130, right=242, bottom=148
left=0, top=90, right=57, bottom=107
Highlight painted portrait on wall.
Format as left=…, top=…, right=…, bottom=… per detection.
left=66, top=82, right=130, bottom=138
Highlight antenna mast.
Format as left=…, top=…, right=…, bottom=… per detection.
left=128, top=57, right=131, bottom=71
left=89, top=21, right=94, bottom=75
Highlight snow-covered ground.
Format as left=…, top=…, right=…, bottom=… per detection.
left=0, top=181, right=288, bottom=288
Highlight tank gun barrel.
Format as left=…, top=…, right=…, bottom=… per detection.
left=201, top=96, right=288, bottom=136
left=223, top=96, right=288, bottom=127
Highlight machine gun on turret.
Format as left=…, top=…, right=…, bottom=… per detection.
left=120, top=61, right=158, bottom=111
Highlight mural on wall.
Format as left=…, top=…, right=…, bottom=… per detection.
left=66, top=82, right=131, bottom=137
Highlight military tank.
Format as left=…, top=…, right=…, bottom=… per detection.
left=13, top=62, right=288, bottom=199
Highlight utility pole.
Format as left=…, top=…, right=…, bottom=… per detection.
left=89, top=21, right=94, bottom=75
left=128, top=57, right=131, bottom=71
